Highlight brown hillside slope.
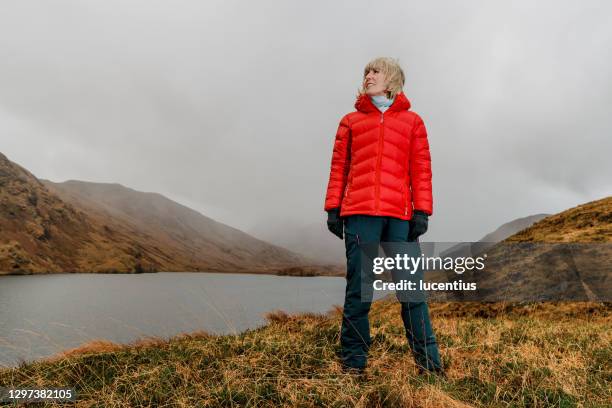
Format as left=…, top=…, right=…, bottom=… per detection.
left=449, top=196, right=612, bottom=302
left=440, top=213, right=551, bottom=258
left=42, top=180, right=310, bottom=272
left=0, top=152, right=94, bottom=273
left=0, top=152, right=203, bottom=273
left=0, top=153, right=333, bottom=275
left=506, top=196, right=612, bottom=242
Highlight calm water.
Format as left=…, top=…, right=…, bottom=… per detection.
left=0, top=272, right=346, bottom=367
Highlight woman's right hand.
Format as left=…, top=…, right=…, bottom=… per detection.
left=326, top=208, right=344, bottom=240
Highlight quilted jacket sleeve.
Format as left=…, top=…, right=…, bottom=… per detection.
left=409, top=115, right=433, bottom=216
left=324, top=115, right=351, bottom=211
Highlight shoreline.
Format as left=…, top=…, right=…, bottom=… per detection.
left=1, top=299, right=607, bottom=370
left=0, top=301, right=608, bottom=406
left=0, top=265, right=345, bottom=278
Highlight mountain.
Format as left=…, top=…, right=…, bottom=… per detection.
left=0, top=152, right=339, bottom=275
left=506, top=197, right=611, bottom=242
left=440, top=213, right=550, bottom=258
left=431, top=196, right=612, bottom=302
left=0, top=152, right=98, bottom=273
left=41, top=180, right=308, bottom=269
left=480, top=213, right=551, bottom=242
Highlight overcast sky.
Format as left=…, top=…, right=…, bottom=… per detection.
left=1, top=0, right=610, bottom=242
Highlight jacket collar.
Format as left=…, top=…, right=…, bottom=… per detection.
left=354, top=91, right=411, bottom=113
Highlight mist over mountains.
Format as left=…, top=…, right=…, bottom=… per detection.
left=0, top=152, right=339, bottom=275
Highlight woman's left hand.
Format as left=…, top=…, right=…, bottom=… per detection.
left=408, top=210, right=429, bottom=241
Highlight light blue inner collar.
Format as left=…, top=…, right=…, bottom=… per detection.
left=370, top=95, right=394, bottom=112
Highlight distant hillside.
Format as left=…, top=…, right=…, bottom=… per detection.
left=506, top=196, right=612, bottom=242
left=434, top=196, right=612, bottom=302
left=0, top=152, right=339, bottom=275
left=41, top=180, right=311, bottom=270
left=481, top=213, right=551, bottom=242
left=440, top=213, right=550, bottom=258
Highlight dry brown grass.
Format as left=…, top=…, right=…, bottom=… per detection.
left=1, top=300, right=609, bottom=407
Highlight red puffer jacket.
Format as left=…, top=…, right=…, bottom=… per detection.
left=324, top=91, right=432, bottom=220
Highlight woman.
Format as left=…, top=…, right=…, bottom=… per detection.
left=324, top=57, right=443, bottom=375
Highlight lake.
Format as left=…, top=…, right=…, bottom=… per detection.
left=0, top=272, right=347, bottom=367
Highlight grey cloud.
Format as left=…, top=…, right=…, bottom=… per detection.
left=0, top=0, right=610, bottom=244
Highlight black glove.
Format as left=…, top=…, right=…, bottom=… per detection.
left=408, top=210, right=429, bottom=242
left=326, top=208, right=344, bottom=240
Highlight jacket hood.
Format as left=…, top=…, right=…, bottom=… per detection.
left=354, top=91, right=411, bottom=113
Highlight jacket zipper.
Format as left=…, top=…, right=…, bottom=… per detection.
left=374, top=111, right=384, bottom=214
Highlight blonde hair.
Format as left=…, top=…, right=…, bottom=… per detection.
left=358, top=57, right=405, bottom=99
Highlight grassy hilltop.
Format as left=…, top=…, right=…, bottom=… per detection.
left=1, top=301, right=610, bottom=407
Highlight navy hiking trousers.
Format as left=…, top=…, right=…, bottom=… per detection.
left=340, top=214, right=442, bottom=371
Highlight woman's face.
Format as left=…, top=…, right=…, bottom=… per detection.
left=364, top=68, right=388, bottom=96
